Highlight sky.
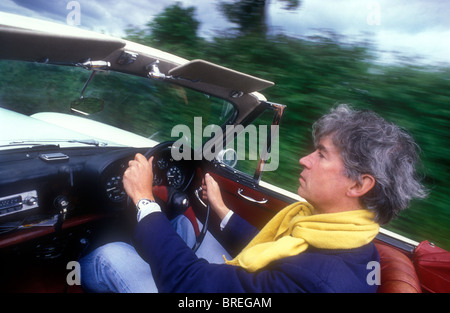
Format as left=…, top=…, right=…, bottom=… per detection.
left=268, top=0, right=450, bottom=65
left=1, top=0, right=449, bottom=66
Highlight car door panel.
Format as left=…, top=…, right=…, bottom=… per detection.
left=191, top=164, right=299, bottom=230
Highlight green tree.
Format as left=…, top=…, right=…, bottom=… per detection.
left=219, top=0, right=302, bottom=35
left=149, top=2, right=199, bottom=44
left=125, top=2, right=202, bottom=58
left=123, top=3, right=450, bottom=249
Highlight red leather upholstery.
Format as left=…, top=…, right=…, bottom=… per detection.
left=375, top=242, right=421, bottom=293
left=413, top=240, right=450, bottom=293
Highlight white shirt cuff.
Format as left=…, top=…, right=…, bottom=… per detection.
left=220, top=210, right=234, bottom=231
left=137, top=202, right=162, bottom=222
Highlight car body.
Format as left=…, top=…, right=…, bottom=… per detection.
left=0, top=12, right=448, bottom=293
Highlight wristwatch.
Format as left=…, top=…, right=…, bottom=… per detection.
left=136, top=198, right=156, bottom=211
left=136, top=198, right=160, bottom=221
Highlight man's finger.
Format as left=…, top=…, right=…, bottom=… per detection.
left=128, top=159, right=139, bottom=168
left=135, top=153, right=147, bottom=163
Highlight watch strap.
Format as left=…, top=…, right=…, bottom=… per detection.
left=136, top=198, right=161, bottom=222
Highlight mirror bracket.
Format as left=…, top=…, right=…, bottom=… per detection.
left=147, top=60, right=172, bottom=80
left=216, top=148, right=238, bottom=168
left=71, top=67, right=106, bottom=115
left=76, top=60, right=111, bottom=71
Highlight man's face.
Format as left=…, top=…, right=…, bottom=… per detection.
left=298, top=135, right=354, bottom=214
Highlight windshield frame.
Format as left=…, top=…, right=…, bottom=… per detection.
left=0, top=60, right=239, bottom=151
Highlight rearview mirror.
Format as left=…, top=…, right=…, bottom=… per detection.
left=70, top=97, right=104, bottom=116
left=216, top=148, right=238, bottom=168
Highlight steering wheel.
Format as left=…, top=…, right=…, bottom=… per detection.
left=129, top=141, right=210, bottom=253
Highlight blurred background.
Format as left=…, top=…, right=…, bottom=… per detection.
left=1, top=0, right=449, bottom=249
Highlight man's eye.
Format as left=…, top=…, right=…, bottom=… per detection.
left=318, top=152, right=325, bottom=158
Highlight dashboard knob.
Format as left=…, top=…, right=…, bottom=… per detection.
left=24, top=196, right=38, bottom=206
left=54, top=195, right=69, bottom=210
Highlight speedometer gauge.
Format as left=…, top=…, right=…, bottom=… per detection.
left=105, top=175, right=126, bottom=202
left=166, top=166, right=183, bottom=189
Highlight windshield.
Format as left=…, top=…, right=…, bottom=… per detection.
left=0, top=60, right=235, bottom=150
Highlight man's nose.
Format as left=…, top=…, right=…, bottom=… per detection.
left=299, top=153, right=312, bottom=169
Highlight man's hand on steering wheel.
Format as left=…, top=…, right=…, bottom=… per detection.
left=123, top=146, right=209, bottom=252
left=201, top=173, right=231, bottom=220
left=123, top=153, right=155, bottom=205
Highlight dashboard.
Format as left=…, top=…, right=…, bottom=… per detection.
left=0, top=142, right=196, bottom=250
left=101, top=144, right=195, bottom=203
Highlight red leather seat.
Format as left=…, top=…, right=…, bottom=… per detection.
left=375, top=242, right=421, bottom=293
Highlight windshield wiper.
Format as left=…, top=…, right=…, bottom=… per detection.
left=0, top=142, right=60, bottom=149
left=67, top=139, right=106, bottom=146
left=7, top=139, right=107, bottom=147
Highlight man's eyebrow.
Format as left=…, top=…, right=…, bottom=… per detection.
left=316, top=143, right=328, bottom=154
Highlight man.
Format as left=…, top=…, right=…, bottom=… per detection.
left=80, top=104, right=427, bottom=292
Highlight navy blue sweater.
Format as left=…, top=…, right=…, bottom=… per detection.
left=134, top=212, right=379, bottom=293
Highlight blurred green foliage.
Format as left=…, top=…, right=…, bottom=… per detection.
left=125, top=2, right=450, bottom=249
left=0, top=2, right=447, bottom=249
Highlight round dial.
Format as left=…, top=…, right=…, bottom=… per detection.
left=166, top=166, right=183, bottom=189
left=157, top=158, right=168, bottom=170
left=105, top=175, right=126, bottom=202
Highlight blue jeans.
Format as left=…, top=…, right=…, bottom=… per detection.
left=79, top=215, right=231, bottom=293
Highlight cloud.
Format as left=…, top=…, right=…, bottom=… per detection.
left=375, top=29, right=450, bottom=65
left=12, top=0, right=66, bottom=16
left=269, top=0, right=450, bottom=35
left=376, top=0, right=450, bottom=33
left=2, top=0, right=165, bottom=35
left=1, top=0, right=449, bottom=64
left=1, top=0, right=231, bottom=36
left=267, top=0, right=450, bottom=65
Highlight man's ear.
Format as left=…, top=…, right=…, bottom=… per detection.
left=347, top=174, right=375, bottom=198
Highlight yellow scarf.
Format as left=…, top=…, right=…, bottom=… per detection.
left=225, top=201, right=379, bottom=272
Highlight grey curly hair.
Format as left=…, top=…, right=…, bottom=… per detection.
left=312, top=104, right=428, bottom=225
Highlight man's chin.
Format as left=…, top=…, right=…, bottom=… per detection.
left=297, top=186, right=307, bottom=199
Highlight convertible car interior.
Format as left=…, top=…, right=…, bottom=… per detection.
left=0, top=13, right=448, bottom=293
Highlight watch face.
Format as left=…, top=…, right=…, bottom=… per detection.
left=137, top=199, right=155, bottom=210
